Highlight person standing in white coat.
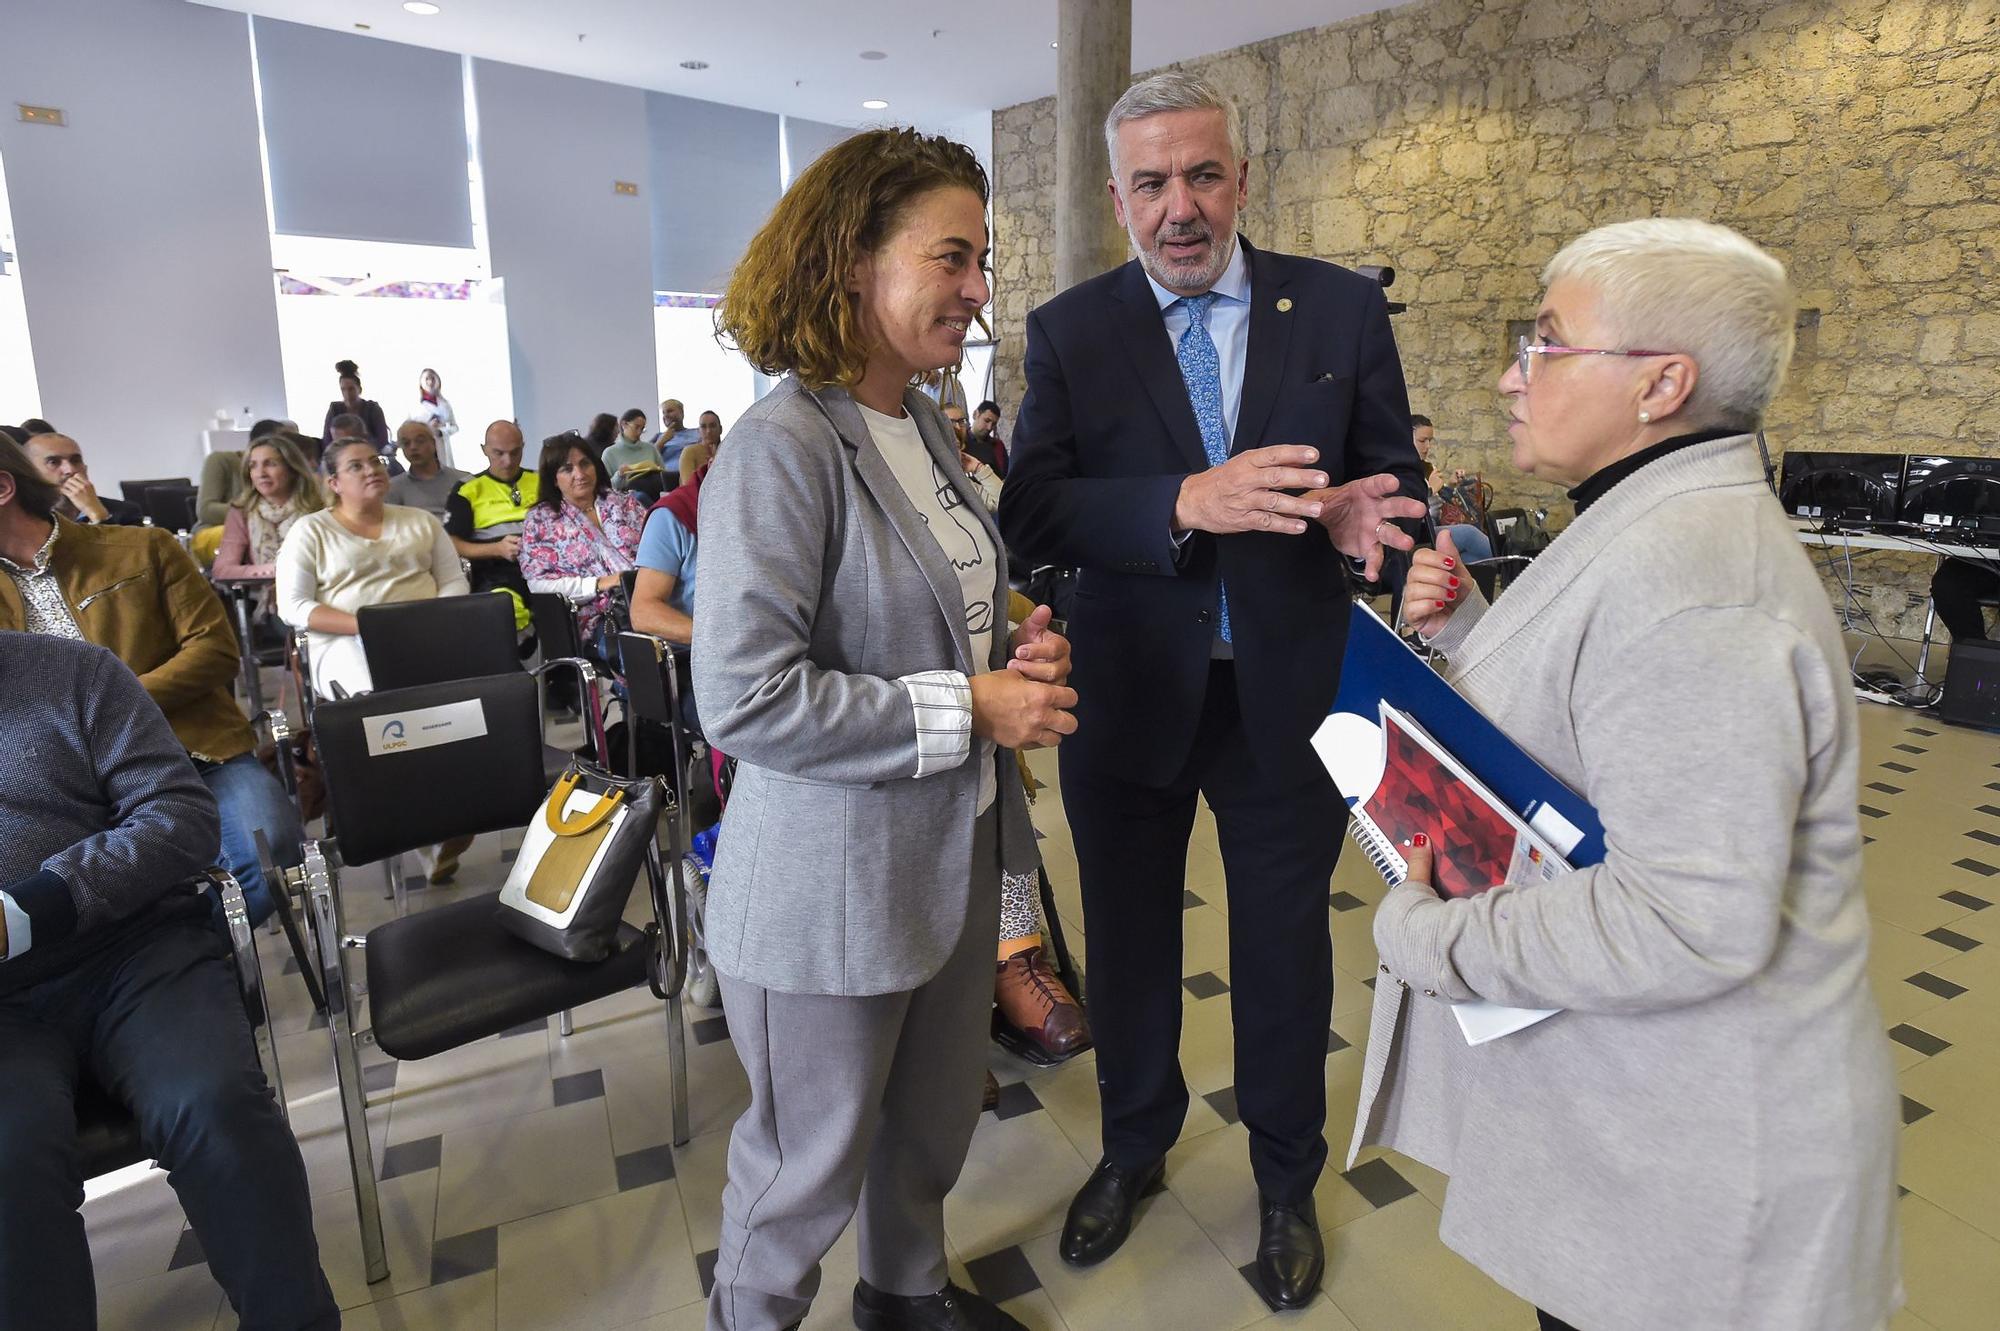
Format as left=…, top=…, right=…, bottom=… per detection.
left=409, top=368, right=459, bottom=461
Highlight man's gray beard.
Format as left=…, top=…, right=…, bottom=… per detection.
left=1133, top=228, right=1232, bottom=293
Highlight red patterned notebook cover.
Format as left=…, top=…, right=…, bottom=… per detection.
left=1361, top=713, right=1528, bottom=899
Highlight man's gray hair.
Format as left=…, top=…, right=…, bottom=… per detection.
left=1543, top=218, right=1796, bottom=431
left=1103, top=72, right=1244, bottom=179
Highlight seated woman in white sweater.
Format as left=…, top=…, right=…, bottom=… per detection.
left=276, top=438, right=469, bottom=698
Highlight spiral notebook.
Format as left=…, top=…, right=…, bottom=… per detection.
left=1316, top=602, right=1605, bottom=1044
left=1348, top=703, right=1570, bottom=900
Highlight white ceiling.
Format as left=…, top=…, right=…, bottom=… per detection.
left=189, top=0, right=1376, bottom=142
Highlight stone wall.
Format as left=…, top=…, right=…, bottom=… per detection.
left=991, top=0, right=1999, bottom=637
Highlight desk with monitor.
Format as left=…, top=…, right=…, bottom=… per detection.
left=1779, top=448, right=2000, bottom=697
left=1791, top=522, right=1999, bottom=686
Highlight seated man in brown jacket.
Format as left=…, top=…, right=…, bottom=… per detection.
left=0, top=437, right=300, bottom=922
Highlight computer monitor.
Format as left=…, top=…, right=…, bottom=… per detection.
left=1776, top=451, right=1905, bottom=527
left=119, top=477, right=192, bottom=505
left=1898, top=454, right=2000, bottom=536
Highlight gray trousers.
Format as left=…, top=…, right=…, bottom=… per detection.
left=707, top=811, right=1001, bottom=1331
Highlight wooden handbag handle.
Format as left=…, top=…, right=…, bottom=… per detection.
left=545, top=771, right=626, bottom=836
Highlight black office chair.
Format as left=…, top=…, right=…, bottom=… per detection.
left=281, top=670, right=690, bottom=1284
left=625, top=472, right=667, bottom=504
left=141, top=484, right=200, bottom=533
left=357, top=591, right=611, bottom=821
left=528, top=590, right=593, bottom=669
left=77, top=869, right=285, bottom=1178
left=619, top=631, right=719, bottom=1005
left=359, top=593, right=520, bottom=688
left=118, top=476, right=192, bottom=507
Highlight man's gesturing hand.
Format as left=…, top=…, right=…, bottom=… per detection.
left=1173, top=446, right=1329, bottom=536
left=1302, top=473, right=1429, bottom=582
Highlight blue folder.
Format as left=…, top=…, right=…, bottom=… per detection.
left=1329, top=601, right=1607, bottom=867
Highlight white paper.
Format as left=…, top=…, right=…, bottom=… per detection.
left=1452, top=1000, right=1560, bottom=1045
left=1528, top=802, right=1585, bottom=858
left=362, top=698, right=488, bottom=757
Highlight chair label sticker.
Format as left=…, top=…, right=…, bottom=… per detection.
left=363, top=699, right=489, bottom=756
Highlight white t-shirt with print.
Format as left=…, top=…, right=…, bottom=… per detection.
left=859, top=401, right=999, bottom=814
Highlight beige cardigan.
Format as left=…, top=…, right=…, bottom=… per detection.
left=275, top=505, right=469, bottom=697
left=1354, top=435, right=1900, bottom=1330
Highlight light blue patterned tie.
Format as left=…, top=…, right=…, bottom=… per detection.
left=1175, top=292, right=1231, bottom=643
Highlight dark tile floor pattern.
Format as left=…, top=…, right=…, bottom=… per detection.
left=76, top=690, right=2000, bottom=1330
left=429, top=1226, right=498, bottom=1286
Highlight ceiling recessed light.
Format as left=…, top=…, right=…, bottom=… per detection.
left=402, top=2, right=441, bottom=14
left=679, top=59, right=709, bottom=70
left=859, top=50, right=888, bottom=61
left=1050, top=40, right=1059, bottom=49
left=861, top=99, right=889, bottom=110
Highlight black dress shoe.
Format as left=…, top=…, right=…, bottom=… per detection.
left=852, top=1278, right=1025, bottom=1330
left=1059, top=1155, right=1164, bottom=1267
left=1254, top=1194, right=1324, bottom=1309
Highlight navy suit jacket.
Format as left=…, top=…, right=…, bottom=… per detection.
left=998, top=238, right=1423, bottom=789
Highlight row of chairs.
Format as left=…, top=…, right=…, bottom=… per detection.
left=246, top=591, right=698, bottom=1284
left=245, top=583, right=1080, bottom=1286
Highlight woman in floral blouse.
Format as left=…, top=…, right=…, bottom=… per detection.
left=518, top=431, right=648, bottom=655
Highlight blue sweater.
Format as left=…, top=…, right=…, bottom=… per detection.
left=0, top=633, right=219, bottom=994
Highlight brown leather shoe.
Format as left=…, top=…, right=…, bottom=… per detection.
left=429, top=834, right=476, bottom=885
left=993, top=946, right=1091, bottom=1065
left=982, top=1068, right=1000, bottom=1113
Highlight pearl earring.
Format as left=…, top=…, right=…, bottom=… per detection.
left=1638, top=411, right=1651, bottom=423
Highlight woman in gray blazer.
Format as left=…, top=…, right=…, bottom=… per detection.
left=692, top=129, right=1077, bottom=1331
left=1356, top=219, right=1900, bottom=1331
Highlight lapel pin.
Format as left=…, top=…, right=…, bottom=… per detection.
left=1277, top=298, right=1293, bottom=312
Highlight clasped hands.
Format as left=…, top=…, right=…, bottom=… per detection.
left=1173, top=445, right=1426, bottom=581
left=970, top=603, right=1077, bottom=751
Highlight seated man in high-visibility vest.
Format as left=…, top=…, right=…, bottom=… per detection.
left=444, top=419, right=538, bottom=631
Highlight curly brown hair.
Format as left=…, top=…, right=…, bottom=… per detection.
left=717, top=128, right=988, bottom=390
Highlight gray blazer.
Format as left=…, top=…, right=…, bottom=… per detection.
left=1354, top=436, right=1900, bottom=1330
left=691, top=378, right=1040, bottom=997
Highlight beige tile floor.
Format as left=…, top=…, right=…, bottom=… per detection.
left=84, top=684, right=2000, bottom=1330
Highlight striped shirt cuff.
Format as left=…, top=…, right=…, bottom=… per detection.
left=900, top=669, right=972, bottom=778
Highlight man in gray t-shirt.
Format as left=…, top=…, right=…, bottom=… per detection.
left=386, top=419, right=468, bottom=519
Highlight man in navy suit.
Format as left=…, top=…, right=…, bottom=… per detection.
left=998, top=71, right=1426, bottom=1309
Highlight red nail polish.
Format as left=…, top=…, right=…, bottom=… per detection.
left=1448, top=577, right=1460, bottom=588
left=1446, top=589, right=1456, bottom=599
left=1435, top=599, right=1446, bottom=609
left=1442, top=557, right=1456, bottom=570
left=1413, top=832, right=1429, bottom=848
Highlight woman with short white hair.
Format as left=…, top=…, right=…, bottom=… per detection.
left=1356, top=218, right=1900, bottom=1331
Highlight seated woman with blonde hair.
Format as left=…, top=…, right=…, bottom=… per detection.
left=1358, top=218, right=1900, bottom=1331
left=213, top=433, right=326, bottom=583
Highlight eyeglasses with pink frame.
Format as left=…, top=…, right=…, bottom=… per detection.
left=1515, top=334, right=1676, bottom=386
